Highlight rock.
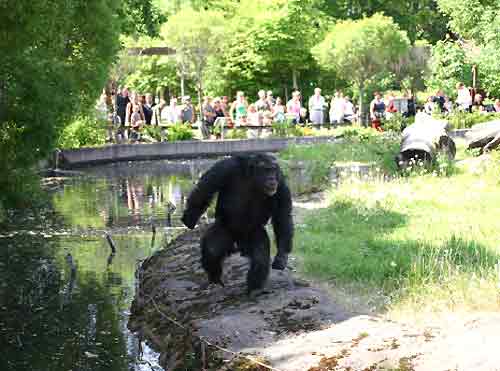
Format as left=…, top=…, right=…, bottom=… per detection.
left=396, top=112, right=456, bottom=168
left=466, top=119, right=500, bottom=153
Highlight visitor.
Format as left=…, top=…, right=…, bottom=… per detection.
left=229, top=91, right=248, bottom=125
left=255, top=90, right=271, bottom=112
left=221, top=96, right=230, bottom=117
left=472, top=93, right=485, bottom=112
left=115, top=87, right=129, bottom=127
left=129, top=104, right=144, bottom=142
left=444, top=96, right=453, bottom=114
left=329, top=91, right=345, bottom=127
left=201, top=96, right=216, bottom=139
left=343, top=96, right=356, bottom=123
left=286, top=91, right=302, bottom=124
left=143, top=93, right=154, bottom=125
left=308, top=87, right=326, bottom=125
left=456, top=82, right=472, bottom=112
left=125, top=91, right=145, bottom=126
left=494, top=99, right=500, bottom=113
left=432, top=89, right=446, bottom=112
left=424, top=96, right=434, bottom=115
left=180, top=96, right=196, bottom=124
left=161, top=97, right=180, bottom=124
left=385, top=93, right=398, bottom=119
left=272, top=97, right=286, bottom=123
left=247, top=104, right=262, bottom=126
left=370, top=92, right=386, bottom=131
left=266, top=90, right=275, bottom=108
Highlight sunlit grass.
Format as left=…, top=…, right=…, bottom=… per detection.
left=295, top=152, right=500, bottom=316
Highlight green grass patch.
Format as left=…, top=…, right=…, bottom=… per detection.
left=296, top=153, right=500, bottom=314
left=280, top=128, right=400, bottom=193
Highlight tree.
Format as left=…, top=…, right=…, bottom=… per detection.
left=253, top=0, right=330, bottom=90
left=0, top=0, right=122, bottom=205
left=312, top=13, right=410, bottom=121
left=318, top=0, right=448, bottom=44
left=431, top=0, right=500, bottom=97
left=161, top=8, right=225, bottom=116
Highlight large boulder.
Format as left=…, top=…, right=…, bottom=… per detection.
left=396, top=112, right=456, bottom=168
left=466, top=119, right=500, bottom=153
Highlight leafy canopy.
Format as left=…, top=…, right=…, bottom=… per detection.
left=312, top=13, right=411, bottom=88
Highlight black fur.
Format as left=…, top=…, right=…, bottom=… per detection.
left=181, top=154, right=294, bottom=293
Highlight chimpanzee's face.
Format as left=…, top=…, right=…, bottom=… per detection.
left=253, top=157, right=280, bottom=196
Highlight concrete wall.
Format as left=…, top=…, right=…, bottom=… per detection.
left=58, top=137, right=340, bottom=169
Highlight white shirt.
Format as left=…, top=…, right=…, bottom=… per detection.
left=456, top=87, right=472, bottom=107
left=344, top=101, right=355, bottom=116
left=309, top=95, right=325, bottom=110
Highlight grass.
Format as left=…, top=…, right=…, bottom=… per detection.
left=280, top=128, right=400, bottom=193
left=295, top=151, right=500, bottom=316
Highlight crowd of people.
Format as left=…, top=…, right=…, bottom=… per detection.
left=96, top=82, right=500, bottom=141
left=97, top=86, right=365, bottom=141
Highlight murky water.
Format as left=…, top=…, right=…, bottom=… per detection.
left=0, top=160, right=215, bottom=371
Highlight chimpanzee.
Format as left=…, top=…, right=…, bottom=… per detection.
left=181, top=154, right=293, bottom=295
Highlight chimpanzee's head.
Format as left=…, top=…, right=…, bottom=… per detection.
left=245, top=154, right=281, bottom=196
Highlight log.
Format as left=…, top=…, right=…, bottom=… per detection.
left=396, top=112, right=456, bottom=168
left=466, top=120, right=500, bottom=153
left=126, top=47, right=175, bottom=56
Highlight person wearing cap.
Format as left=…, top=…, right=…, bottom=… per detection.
left=308, top=87, right=326, bottom=125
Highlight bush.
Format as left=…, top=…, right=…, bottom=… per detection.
left=382, top=113, right=414, bottom=132
left=225, top=128, right=247, bottom=139
left=167, top=123, right=194, bottom=141
left=442, top=111, right=500, bottom=129
left=143, top=126, right=164, bottom=142
left=57, top=115, right=107, bottom=149
left=272, top=120, right=303, bottom=137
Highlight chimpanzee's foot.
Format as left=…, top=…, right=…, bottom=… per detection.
left=271, top=253, right=289, bottom=270
left=247, top=287, right=266, bottom=300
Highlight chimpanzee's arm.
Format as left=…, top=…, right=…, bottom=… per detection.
left=181, top=157, right=238, bottom=229
left=271, top=180, right=294, bottom=269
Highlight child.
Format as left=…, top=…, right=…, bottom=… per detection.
left=130, top=104, right=143, bottom=142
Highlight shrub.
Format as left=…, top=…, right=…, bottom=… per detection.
left=167, top=123, right=194, bottom=141
left=57, top=115, right=107, bottom=149
left=272, top=119, right=303, bottom=137
left=143, top=126, right=164, bottom=141
left=225, top=128, right=247, bottom=139
left=382, top=113, right=414, bottom=132
left=442, top=111, right=500, bottom=129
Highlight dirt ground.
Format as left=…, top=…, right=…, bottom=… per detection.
left=128, top=193, right=500, bottom=371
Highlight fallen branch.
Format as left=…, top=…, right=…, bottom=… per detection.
left=104, top=232, right=117, bottom=254
left=149, top=296, right=284, bottom=371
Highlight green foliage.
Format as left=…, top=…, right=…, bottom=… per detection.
left=280, top=131, right=400, bottom=190
left=167, top=123, right=194, bottom=141
left=435, top=111, right=500, bottom=129
left=223, top=128, right=247, bottom=139
left=143, top=125, right=164, bottom=141
left=383, top=113, right=415, bottom=132
left=271, top=120, right=304, bottom=138
left=57, top=115, right=107, bottom=149
left=433, top=0, right=500, bottom=97
left=313, top=13, right=410, bottom=116
left=296, top=155, right=500, bottom=313
left=0, top=0, right=123, bottom=205
left=426, top=40, right=473, bottom=97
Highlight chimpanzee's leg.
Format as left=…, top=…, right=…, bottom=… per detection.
left=200, top=222, right=235, bottom=286
left=240, top=227, right=271, bottom=294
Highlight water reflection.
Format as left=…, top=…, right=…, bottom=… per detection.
left=0, top=161, right=204, bottom=371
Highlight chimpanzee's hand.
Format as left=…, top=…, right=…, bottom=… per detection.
left=271, top=254, right=288, bottom=270
left=181, top=212, right=197, bottom=229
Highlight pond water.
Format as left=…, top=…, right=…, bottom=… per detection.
left=0, top=160, right=215, bottom=371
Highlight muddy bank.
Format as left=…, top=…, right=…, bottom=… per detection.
left=128, top=227, right=351, bottom=370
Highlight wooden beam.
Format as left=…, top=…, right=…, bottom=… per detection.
left=127, top=47, right=176, bottom=56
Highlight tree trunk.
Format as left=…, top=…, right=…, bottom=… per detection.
left=292, top=69, right=298, bottom=90
left=284, top=85, right=289, bottom=103
left=358, top=85, right=364, bottom=126
left=180, top=72, right=185, bottom=98
left=197, top=74, right=203, bottom=123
